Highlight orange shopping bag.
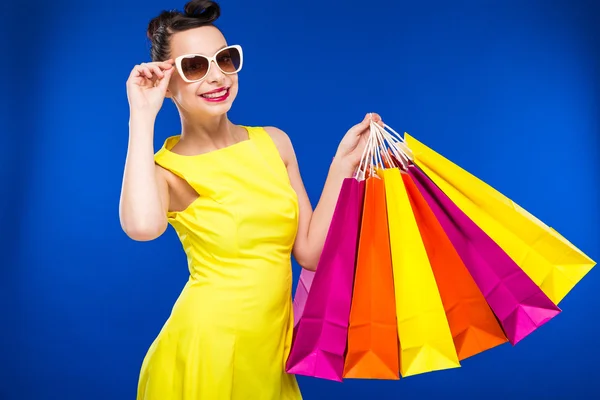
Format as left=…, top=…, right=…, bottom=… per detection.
left=403, top=173, right=508, bottom=360
left=343, top=174, right=400, bottom=380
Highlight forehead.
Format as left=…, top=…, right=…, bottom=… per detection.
left=169, top=26, right=227, bottom=57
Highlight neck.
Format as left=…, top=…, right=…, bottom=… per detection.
left=179, top=112, right=241, bottom=148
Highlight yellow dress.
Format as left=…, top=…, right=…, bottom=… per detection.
left=137, top=126, right=303, bottom=400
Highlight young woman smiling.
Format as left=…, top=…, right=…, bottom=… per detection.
left=119, top=1, right=383, bottom=398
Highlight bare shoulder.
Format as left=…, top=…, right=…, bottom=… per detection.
left=262, top=126, right=295, bottom=166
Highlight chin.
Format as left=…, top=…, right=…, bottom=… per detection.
left=199, top=102, right=234, bottom=117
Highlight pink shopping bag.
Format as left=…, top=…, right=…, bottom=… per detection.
left=293, top=268, right=315, bottom=328
left=285, top=177, right=365, bottom=381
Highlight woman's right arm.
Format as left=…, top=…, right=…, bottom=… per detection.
left=119, top=60, right=175, bottom=241
left=119, top=114, right=170, bottom=241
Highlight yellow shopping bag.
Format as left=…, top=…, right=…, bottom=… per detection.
left=404, top=133, right=596, bottom=305
left=380, top=167, right=461, bottom=377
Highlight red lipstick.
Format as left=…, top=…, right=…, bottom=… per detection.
left=199, top=87, right=230, bottom=102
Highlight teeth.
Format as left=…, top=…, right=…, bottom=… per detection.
left=202, top=89, right=227, bottom=98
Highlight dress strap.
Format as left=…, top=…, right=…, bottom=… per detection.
left=243, top=126, right=290, bottom=183
left=154, top=136, right=193, bottom=181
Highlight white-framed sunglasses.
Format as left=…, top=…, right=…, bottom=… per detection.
left=174, top=44, right=243, bottom=83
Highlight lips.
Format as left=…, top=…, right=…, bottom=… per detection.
left=199, top=87, right=230, bottom=102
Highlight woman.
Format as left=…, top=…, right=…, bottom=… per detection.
left=120, top=0, right=383, bottom=398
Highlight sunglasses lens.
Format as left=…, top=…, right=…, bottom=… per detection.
left=216, top=47, right=242, bottom=73
left=181, top=55, right=210, bottom=81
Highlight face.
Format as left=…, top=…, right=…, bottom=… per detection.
left=166, top=26, right=240, bottom=118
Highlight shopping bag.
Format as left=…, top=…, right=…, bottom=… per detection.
left=404, top=133, right=596, bottom=305
left=293, top=269, right=315, bottom=327
left=403, top=173, right=508, bottom=360
left=285, top=177, right=366, bottom=382
left=380, top=167, right=461, bottom=377
left=408, top=165, right=561, bottom=345
left=343, top=175, right=400, bottom=380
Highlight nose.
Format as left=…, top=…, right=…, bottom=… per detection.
left=205, top=60, right=226, bottom=83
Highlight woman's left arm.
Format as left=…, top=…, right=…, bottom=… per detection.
left=264, top=113, right=383, bottom=271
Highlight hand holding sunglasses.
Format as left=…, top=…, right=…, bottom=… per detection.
left=126, top=59, right=176, bottom=115
left=126, top=45, right=243, bottom=115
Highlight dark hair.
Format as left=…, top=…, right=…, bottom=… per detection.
left=147, top=0, right=221, bottom=61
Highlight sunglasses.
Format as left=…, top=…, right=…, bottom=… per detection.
left=174, top=45, right=243, bottom=83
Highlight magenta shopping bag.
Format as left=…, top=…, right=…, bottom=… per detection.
left=293, top=269, right=315, bottom=327
left=286, top=177, right=365, bottom=381
left=408, top=165, right=561, bottom=345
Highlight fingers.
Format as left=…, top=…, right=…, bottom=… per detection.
left=156, top=67, right=175, bottom=90
left=147, top=61, right=174, bottom=78
left=129, top=60, right=174, bottom=81
left=367, top=112, right=384, bottom=127
left=139, top=65, right=154, bottom=79
left=353, top=113, right=384, bottom=135
left=143, top=59, right=174, bottom=71
left=156, top=59, right=175, bottom=68
left=141, top=63, right=168, bottom=81
left=357, top=112, right=383, bottom=127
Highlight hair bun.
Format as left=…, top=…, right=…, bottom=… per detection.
left=146, top=0, right=223, bottom=61
left=183, top=0, right=220, bottom=23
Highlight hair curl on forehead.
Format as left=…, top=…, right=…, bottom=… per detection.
left=146, top=0, right=221, bottom=62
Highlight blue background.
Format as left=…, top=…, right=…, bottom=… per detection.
left=2, top=0, right=599, bottom=399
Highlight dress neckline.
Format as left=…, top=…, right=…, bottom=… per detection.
left=160, top=126, right=253, bottom=158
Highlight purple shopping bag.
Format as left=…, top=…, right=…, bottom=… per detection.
left=286, top=177, right=365, bottom=381
left=408, top=165, right=561, bottom=345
